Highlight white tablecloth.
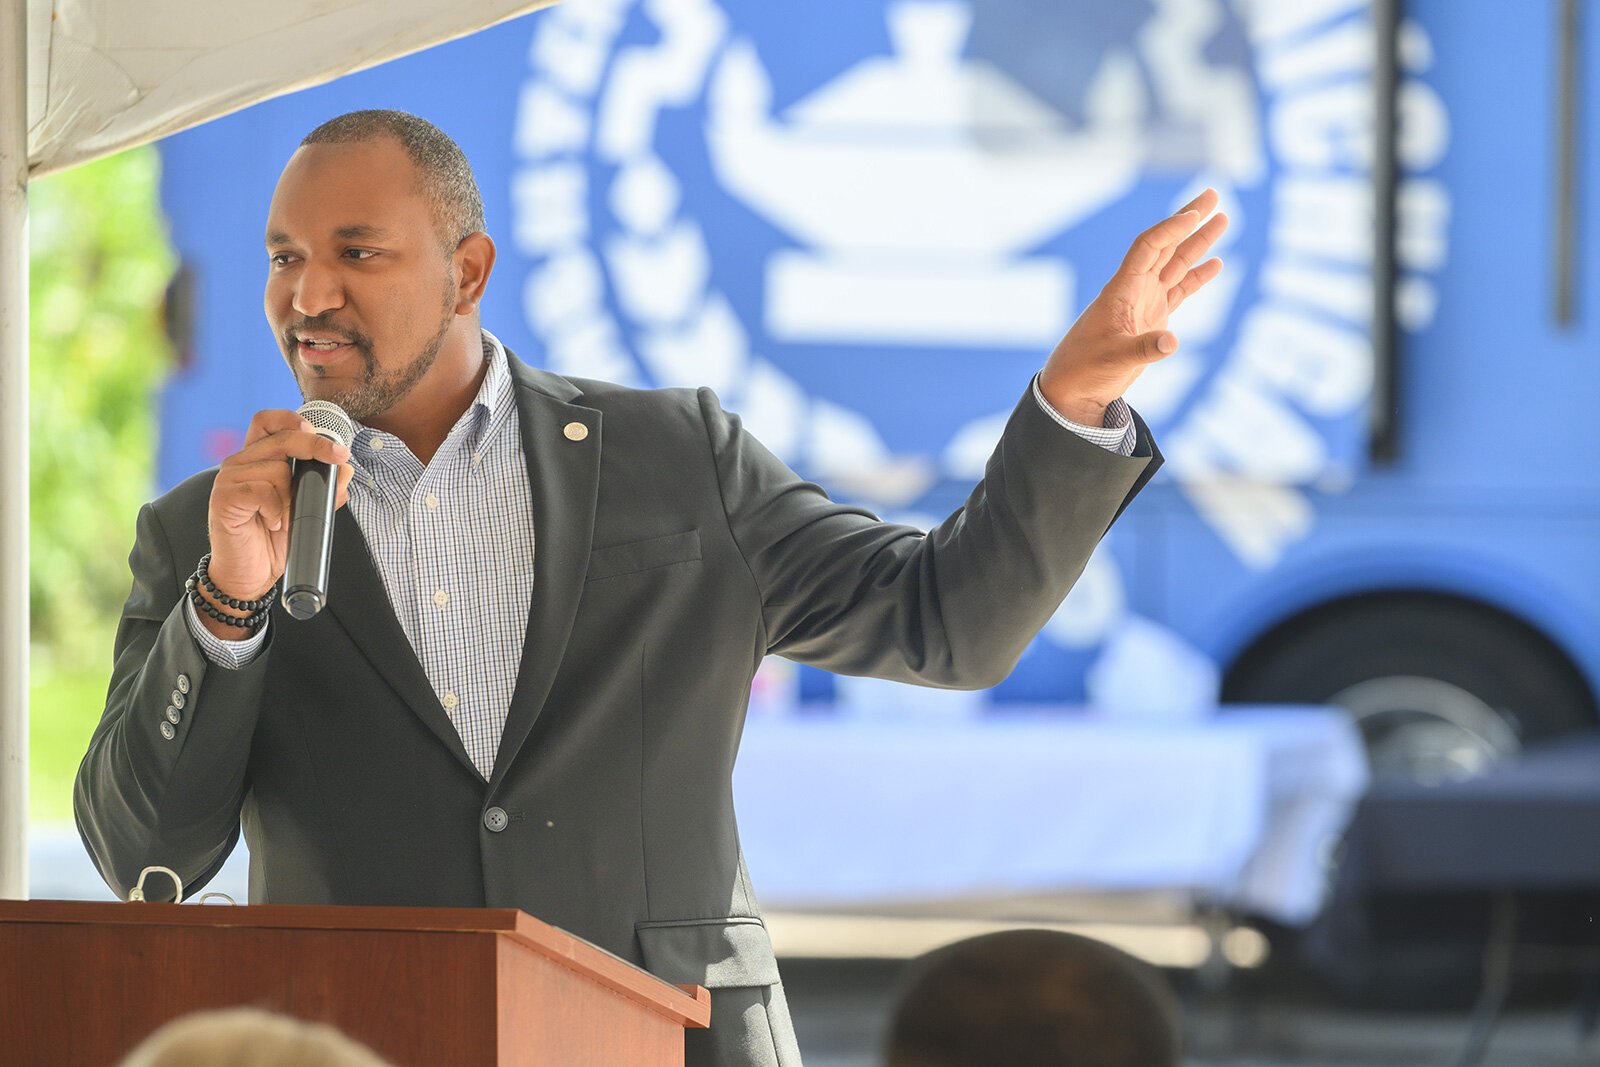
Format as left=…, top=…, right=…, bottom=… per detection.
left=732, top=707, right=1369, bottom=926
left=35, top=708, right=1367, bottom=926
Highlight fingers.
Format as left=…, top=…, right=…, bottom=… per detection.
left=1166, top=257, right=1225, bottom=312
left=243, top=409, right=311, bottom=447
left=1120, top=214, right=1196, bottom=275
left=231, top=410, right=352, bottom=469
left=212, top=474, right=291, bottom=533
left=1175, top=187, right=1220, bottom=217
left=1158, top=212, right=1229, bottom=287
left=334, top=461, right=356, bottom=511
left=1120, top=189, right=1223, bottom=277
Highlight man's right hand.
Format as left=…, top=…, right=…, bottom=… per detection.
left=199, top=410, right=353, bottom=639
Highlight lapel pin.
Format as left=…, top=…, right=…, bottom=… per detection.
left=563, top=421, right=589, bottom=442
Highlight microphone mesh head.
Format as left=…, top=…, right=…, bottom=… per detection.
left=297, top=401, right=356, bottom=449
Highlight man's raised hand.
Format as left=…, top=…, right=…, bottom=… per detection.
left=1039, top=189, right=1229, bottom=427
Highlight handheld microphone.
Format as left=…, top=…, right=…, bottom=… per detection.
left=283, top=400, right=356, bottom=620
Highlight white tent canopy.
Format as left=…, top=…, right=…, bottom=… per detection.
left=2, top=0, right=562, bottom=896
left=25, top=0, right=559, bottom=177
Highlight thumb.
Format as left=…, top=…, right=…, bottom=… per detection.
left=1135, top=330, right=1179, bottom=363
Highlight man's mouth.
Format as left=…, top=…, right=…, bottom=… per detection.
left=292, top=333, right=359, bottom=366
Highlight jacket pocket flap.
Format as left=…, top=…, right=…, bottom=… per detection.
left=586, top=530, right=701, bottom=582
left=635, top=917, right=780, bottom=988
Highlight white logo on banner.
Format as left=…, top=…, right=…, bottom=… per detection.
left=512, top=0, right=1451, bottom=651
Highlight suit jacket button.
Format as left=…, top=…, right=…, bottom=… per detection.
left=170, top=690, right=186, bottom=710
left=176, top=674, right=191, bottom=695
left=159, top=722, right=176, bottom=741
left=484, top=807, right=509, bottom=833
left=165, top=706, right=181, bottom=725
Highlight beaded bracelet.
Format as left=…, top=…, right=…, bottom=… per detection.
left=186, top=554, right=276, bottom=629
left=187, top=581, right=271, bottom=629
left=196, top=553, right=276, bottom=613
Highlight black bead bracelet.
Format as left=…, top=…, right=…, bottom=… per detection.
left=187, top=583, right=271, bottom=629
left=196, top=553, right=277, bottom=613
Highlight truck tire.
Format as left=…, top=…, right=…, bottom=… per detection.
left=1224, top=592, right=1594, bottom=776
left=1222, top=592, right=1597, bottom=1007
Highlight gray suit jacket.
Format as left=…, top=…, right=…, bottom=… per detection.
left=76, top=354, right=1159, bottom=1066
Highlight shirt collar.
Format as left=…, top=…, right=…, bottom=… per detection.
left=350, top=329, right=514, bottom=467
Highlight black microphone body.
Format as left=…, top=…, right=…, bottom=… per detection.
left=283, top=458, right=339, bottom=619
left=282, top=401, right=356, bottom=620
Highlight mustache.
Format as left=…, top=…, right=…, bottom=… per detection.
left=282, top=317, right=374, bottom=352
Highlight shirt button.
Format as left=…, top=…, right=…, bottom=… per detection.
left=425, top=494, right=439, bottom=511
left=472, top=453, right=482, bottom=466
left=484, top=807, right=508, bottom=833
left=159, top=722, right=176, bottom=741
left=442, top=691, right=459, bottom=711
left=433, top=589, right=449, bottom=607
left=371, top=438, right=386, bottom=451
left=165, top=706, right=181, bottom=725
left=170, top=690, right=186, bottom=710
left=176, top=674, right=191, bottom=695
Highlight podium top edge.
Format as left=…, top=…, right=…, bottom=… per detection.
left=0, top=899, right=532, bottom=933
left=0, top=899, right=711, bottom=1024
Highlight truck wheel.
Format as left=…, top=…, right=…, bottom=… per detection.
left=1221, top=592, right=1597, bottom=1007
left=1223, top=592, right=1594, bottom=778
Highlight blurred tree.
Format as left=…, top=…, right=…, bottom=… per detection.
left=29, top=147, right=175, bottom=667
left=28, top=147, right=175, bottom=822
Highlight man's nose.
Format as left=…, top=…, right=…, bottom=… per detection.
left=292, top=259, right=345, bottom=318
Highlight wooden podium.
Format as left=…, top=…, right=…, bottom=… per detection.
left=0, top=900, right=710, bottom=1066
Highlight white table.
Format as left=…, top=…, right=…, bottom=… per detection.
left=732, top=706, right=1369, bottom=926
left=36, top=707, right=1367, bottom=927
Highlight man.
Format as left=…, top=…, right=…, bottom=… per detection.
left=76, top=110, right=1225, bottom=1066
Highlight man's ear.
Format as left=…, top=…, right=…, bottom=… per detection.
left=453, top=232, right=497, bottom=314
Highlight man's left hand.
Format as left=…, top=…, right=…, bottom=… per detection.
left=1039, top=188, right=1229, bottom=427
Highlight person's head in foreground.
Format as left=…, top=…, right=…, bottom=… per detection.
left=884, top=929, right=1183, bottom=1067
left=117, top=1006, right=394, bottom=1067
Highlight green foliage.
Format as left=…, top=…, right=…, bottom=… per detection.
left=28, top=147, right=175, bottom=819
left=29, top=147, right=174, bottom=660
left=30, top=632, right=118, bottom=822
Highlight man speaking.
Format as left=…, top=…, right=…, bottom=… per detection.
left=76, top=110, right=1226, bottom=1066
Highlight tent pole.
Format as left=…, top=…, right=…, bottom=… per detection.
left=0, top=0, right=30, bottom=899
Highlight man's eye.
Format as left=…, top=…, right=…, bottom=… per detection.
left=344, top=248, right=376, bottom=260
left=269, top=253, right=296, bottom=267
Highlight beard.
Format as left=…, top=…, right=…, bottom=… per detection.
left=285, top=276, right=456, bottom=421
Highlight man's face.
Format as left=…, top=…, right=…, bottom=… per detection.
left=264, top=137, right=458, bottom=421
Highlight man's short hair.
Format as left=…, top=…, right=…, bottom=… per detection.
left=301, top=109, right=486, bottom=249
left=884, top=929, right=1183, bottom=1067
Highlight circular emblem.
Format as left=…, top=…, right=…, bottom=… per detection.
left=513, top=0, right=1451, bottom=651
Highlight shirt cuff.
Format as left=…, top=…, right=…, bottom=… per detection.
left=183, top=593, right=269, bottom=669
left=1031, top=376, right=1138, bottom=458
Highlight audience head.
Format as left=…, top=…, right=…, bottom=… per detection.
left=884, top=929, right=1183, bottom=1067
left=118, top=1007, right=393, bottom=1067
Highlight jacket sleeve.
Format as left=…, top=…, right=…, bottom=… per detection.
left=73, top=500, right=270, bottom=901
left=704, top=384, right=1162, bottom=690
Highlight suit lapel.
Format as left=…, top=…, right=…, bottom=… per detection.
left=488, top=359, right=601, bottom=791
left=324, top=511, right=482, bottom=779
